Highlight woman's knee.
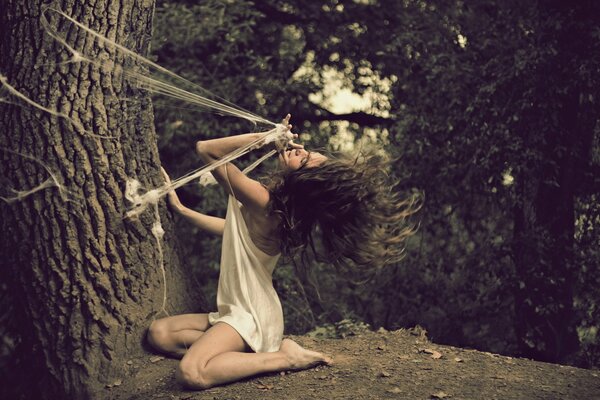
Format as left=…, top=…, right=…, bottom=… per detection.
left=147, top=319, right=171, bottom=351
left=176, top=358, right=212, bottom=390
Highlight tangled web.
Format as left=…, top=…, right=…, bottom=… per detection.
left=0, top=6, right=292, bottom=316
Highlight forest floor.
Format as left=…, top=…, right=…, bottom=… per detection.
left=108, top=328, right=600, bottom=400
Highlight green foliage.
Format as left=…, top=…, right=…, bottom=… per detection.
left=307, top=319, right=372, bottom=339
left=152, top=0, right=600, bottom=365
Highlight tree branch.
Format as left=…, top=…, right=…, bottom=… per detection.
left=252, top=1, right=306, bottom=25
left=298, top=107, right=393, bottom=127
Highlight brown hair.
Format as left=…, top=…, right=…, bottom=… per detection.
left=265, top=148, right=421, bottom=278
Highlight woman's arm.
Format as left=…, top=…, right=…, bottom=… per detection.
left=196, top=132, right=266, bottom=160
left=172, top=204, right=225, bottom=236
left=196, top=114, right=295, bottom=159
left=196, top=146, right=270, bottom=214
left=196, top=115, right=298, bottom=214
left=162, top=168, right=225, bottom=236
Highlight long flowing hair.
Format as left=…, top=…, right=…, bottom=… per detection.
left=265, top=148, right=422, bottom=279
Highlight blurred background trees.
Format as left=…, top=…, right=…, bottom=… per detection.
left=151, top=0, right=599, bottom=366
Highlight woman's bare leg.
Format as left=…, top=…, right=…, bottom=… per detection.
left=176, top=322, right=332, bottom=390
left=147, top=313, right=211, bottom=358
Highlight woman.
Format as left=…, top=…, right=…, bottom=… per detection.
left=148, top=115, right=418, bottom=389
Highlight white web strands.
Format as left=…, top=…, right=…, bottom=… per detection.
left=1, top=7, right=292, bottom=316
left=0, top=147, right=72, bottom=204
left=152, top=204, right=169, bottom=317
left=40, top=6, right=274, bottom=127
left=122, top=124, right=288, bottom=315
left=125, top=125, right=289, bottom=219
left=0, top=75, right=112, bottom=139
left=199, top=149, right=278, bottom=186
left=36, top=6, right=291, bottom=215
left=1, top=7, right=287, bottom=205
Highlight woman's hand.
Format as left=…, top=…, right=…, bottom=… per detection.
left=275, top=114, right=303, bottom=151
left=161, top=167, right=184, bottom=212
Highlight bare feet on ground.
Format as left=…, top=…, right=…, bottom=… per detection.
left=280, top=338, right=333, bottom=370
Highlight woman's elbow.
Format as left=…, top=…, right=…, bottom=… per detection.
left=195, top=140, right=206, bottom=156
left=196, top=141, right=212, bottom=162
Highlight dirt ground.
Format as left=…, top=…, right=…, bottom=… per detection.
left=108, top=328, right=600, bottom=400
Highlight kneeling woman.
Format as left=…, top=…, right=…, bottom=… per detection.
left=148, top=115, right=419, bottom=389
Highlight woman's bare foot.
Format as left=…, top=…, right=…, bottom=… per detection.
left=279, top=338, right=333, bottom=370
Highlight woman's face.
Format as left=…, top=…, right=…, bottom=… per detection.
left=279, top=148, right=327, bottom=171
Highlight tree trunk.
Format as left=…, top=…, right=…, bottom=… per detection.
left=0, top=1, right=203, bottom=398
left=512, top=144, right=580, bottom=363
left=511, top=1, right=599, bottom=364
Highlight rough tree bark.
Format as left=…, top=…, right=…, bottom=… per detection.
left=0, top=1, right=203, bottom=398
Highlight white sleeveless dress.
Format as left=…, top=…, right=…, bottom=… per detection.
left=208, top=196, right=284, bottom=353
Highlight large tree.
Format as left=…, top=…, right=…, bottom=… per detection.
left=0, top=1, right=202, bottom=398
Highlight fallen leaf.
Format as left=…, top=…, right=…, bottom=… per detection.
left=105, top=379, right=123, bottom=389
left=255, top=380, right=274, bottom=390
left=431, top=391, right=451, bottom=399
left=421, top=348, right=443, bottom=359
left=255, top=384, right=274, bottom=390
left=149, top=356, right=164, bottom=363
